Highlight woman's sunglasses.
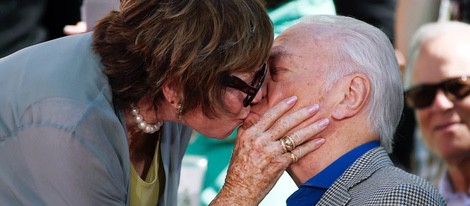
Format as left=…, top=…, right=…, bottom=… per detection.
left=221, top=63, right=267, bottom=107
left=405, top=76, right=470, bottom=109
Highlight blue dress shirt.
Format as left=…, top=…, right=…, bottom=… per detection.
left=286, top=141, right=380, bottom=206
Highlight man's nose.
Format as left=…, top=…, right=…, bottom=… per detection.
left=432, top=90, right=454, bottom=110
left=250, top=86, right=264, bottom=105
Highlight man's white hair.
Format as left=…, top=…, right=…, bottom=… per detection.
left=403, top=21, right=470, bottom=90
left=296, top=15, right=403, bottom=153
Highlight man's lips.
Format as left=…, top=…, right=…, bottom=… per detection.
left=434, top=121, right=460, bottom=131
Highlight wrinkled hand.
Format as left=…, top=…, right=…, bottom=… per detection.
left=210, top=96, right=328, bottom=205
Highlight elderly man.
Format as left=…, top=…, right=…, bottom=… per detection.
left=249, top=15, right=445, bottom=205
left=437, top=23, right=470, bottom=130
left=404, top=22, right=470, bottom=205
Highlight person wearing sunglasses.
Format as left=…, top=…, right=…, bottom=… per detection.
left=403, top=21, right=470, bottom=205
left=0, top=0, right=329, bottom=205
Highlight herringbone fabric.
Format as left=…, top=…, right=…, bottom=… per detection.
left=317, top=147, right=446, bottom=206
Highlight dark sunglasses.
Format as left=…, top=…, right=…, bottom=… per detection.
left=405, top=76, right=470, bottom=109
left=221, top=63, right=267, bottom=107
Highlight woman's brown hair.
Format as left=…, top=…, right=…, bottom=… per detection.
left=93, top=0, right=273, bottom=118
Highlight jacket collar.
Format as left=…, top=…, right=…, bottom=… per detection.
left=316, top=147, right=393, bottom=205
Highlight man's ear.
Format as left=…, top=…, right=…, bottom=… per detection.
left=331, top=74, right=370, bottom=120
left=162, top=80, right=180, bottom=108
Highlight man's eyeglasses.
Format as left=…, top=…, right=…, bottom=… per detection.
left=221, top=63, right=267, bottom=107
left=405, top=76, right=470, bottom=109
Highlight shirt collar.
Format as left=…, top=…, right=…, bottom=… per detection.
left=301, top=141, right=380, bottom=189
left=439, top=170, right=470, bottom=205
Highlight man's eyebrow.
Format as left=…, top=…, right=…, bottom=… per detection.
left=269, top=48, right=294, bottom=60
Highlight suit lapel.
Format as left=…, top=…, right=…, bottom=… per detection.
left=316, top=147, right=393, bottom=205
left=317, top=179, right=351, bottom=206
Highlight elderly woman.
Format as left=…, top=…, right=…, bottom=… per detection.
left=0, top=0, right=327, bottom=205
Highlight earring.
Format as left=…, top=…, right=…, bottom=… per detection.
left=176, top=103, right=183, bottom=120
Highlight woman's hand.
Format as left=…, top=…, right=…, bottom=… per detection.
left=210, top=96, right=328, bottom=205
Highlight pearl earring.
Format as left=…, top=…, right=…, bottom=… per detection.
left=176, top=103, right=182, bottom=120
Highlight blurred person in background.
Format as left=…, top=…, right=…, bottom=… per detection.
left=0, top=0, right=81, bottom=58
left=396, top=0, right=470, bottom=192
left=63, top=0, right=120, bottom=35
left=0, top=0, right=47, bottom=58
left=404, top=21, right=470, bottom=205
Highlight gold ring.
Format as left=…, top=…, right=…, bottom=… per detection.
left=280, top=138, right=288, bottom=153
left=280, top=135, right=296, bottom=152
left=286, top=135, right=296, bottom=150
left=290, top=152, right=298, bottom=163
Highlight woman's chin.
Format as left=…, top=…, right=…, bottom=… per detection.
left=200, top=127, right=238, bottom=140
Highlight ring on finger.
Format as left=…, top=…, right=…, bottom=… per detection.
left=290, top=152, right=298, bottom=163
left=280, top=138, right=288, bottom=153
left=280, top=135, right=296, bottom=152
left=286, top=135, right=296, bottom=150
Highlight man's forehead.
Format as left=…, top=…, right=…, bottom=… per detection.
left=270, top=40, right=326, bottom=67
left=271, top=30, right=324, bottom=59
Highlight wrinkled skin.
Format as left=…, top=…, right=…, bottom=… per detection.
left=412, top=34, right=470, bottom=162
left=134, top=63, right=327, bottom=205
left=211, top=96, right=328, bottom=205
left=411, top=31, right=470, bottom=194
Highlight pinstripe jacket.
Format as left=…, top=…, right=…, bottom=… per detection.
left=317, top=147, right=446, bottom=205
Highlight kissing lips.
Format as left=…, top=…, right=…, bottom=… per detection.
left=242, top=112, right=261, bottom=129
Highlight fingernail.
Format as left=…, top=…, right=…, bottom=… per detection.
left=308, top=104, right=320, bottom=114
left=314, top=138, right=325, bottom=145
left=286, top=96, right=298, bottom=105
left=318, top=118, right=329, bottom=128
